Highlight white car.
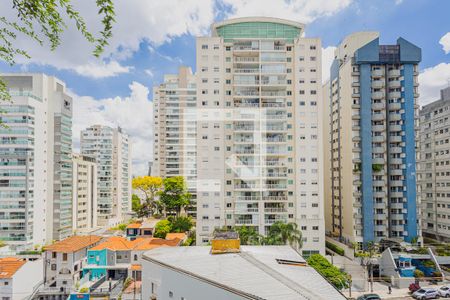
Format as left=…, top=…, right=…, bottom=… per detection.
left=412, top=288, right=440, bottom=299
left=438, top=285, right=450, bottom=297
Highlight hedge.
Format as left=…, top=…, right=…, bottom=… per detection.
left=326, top=241, right=345, bottom=256
left=307, top=254, right=349, bottom=290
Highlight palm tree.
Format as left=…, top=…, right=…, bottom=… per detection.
left=264, top=222, right=303, bottom=250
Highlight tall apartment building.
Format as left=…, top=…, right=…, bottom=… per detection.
left=72, top=153, right=98, bottom=231
left=323, top=32, right=421, bottom=247
left=152, top=67, right=197, bottom=216
left=0, top=73, right=73, bottom=250
left=195, top=17, right=325, bottom=256
left=419, top=86, right=450, bottom=242
left=80, top=125, right=131, bottom=226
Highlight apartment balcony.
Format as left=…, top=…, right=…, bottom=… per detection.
left=262, top=195, right=288, bottom=201
left=390, top=125, right=402, bottom=132
left=391, top=225, right=405, bottom=232
left=372, top=113, right=384, bottom=121
left=261, top=79, right=287, bottom=86
left=234, top=183, right=259, bottom=190
left=372, top=102, right=385, bottom=110
left=261, top=91, right=286, bottom=97
left=391, top=214, right=405, bottom=221
left=388, top=69, right=401, bottom=77
left=264, top=183, right=287, bottom=190
left=372, top=146, right=385, bottom=154
left=234, top=57, right=259, bottom=63
left=264, top=207, right=287, bottom=213
left=234, top=68, right=259, bottom=74
left=234, top=80, right=259, bottom=86
left=261, top=101, right=286, bottom=108
left=389, top=102, right=401, bottom=111
left=352, top=103, right=361, bottom=109
left=390, top=191, right=404, bottom=198
left=265, top=218, right=287, bottom=225
left=373, top=180, right=385, bottom=187
left=263, top=125, right=285, bottom=132
left=263, top=172, right=287, bottom=178
left=390, top=180, right=403, bottom=187
left=235, top=208, right=259, bottom=214
left=352, top=125, right=361, bottom=131
left=352, top=82, right=360, bottom=87
left=353, top=179, right=362, bottom=186
left=372, top=91, right=384, bottom=100
left=372, top=69, right=384, bottom=77
left=352, top=113, right=360, bottom=120
left=390, top=202, right=404, bottom=210
left=374, top=214, right=387, bottom=221
left=372, top=81, right=384, bottom=89
left=389, top=113, right=401, bottom=121
left=235, top=219, right=257, bottom=225
left=374, top=191, right=386, bottom=198
left=234, top=125, right=255, bottom=131
left=389, top=80, right=401, bottom=88
left=389, top=147, right=402, bottom=154
left=236, top=196, right=261, bottom=201
left=389, top=135, right=402, bottom=143
left=352, top=93, right=361, bottom=98
left=353, top=191, right=362, bottom=197
left=233, top=45, right=259, bottom=51
left=372, top=125, right=385, bottom=132
left=352, top=71, right=360, bottom=76
left=390, top=158, right=403, bottom=165
left=389, top=91, right=401, bottom=99
left=390, top=169, right=403, bottom=176
left=353, top=202, right=362, bottom=208
left=374, top=202, right=387, bottom=209
left=375, top=224, right=387, bottom=232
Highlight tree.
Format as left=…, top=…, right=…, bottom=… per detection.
left=307, top=254, right=350, bottom=290
left=159, top=177, right=191, bottom=216
left=154, top=220, right=172, bottom=239
left=263, top=222, right=303, bottom=250
left=131, top=194, right=141, bottom=212
left=132, top=176, right=163, bottom=217
left=170, top=216, right=193, bottom=233
left=233, top=226, right=262, bottom=245
left=1, top=0, right=115, bottom=102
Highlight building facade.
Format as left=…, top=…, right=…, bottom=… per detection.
left=0, top=257, right=43, bottom=300
left=72, top=154, right=98, bottom=231
left=80, top=126, right=131, bottom=226
left=194, top=17, right=325, bottom=255
left=324, top=32, right=421, bottom=246
left=419, top=86, right=450, bottom=242
left=152, top=66, right=197, bottom=216
left=0, top=73, right=73, bottom=250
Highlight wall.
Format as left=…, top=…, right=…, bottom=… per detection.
left=12, top=259, right=43, bottom=300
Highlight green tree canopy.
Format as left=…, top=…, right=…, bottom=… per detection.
left=1, top=0, right=115, bottom=102
left=132, top=176, right=163, bottom=217
left=233, top=225, right=262, bottom=245
left=169, top=216, right=193, bottom=233
left=159, top=176, right=191, bottom=216
left=263, top=222, right=303, bottom=250
left=154, top=220, right=172, bottom=239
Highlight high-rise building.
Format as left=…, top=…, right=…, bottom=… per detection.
left=323, top=32, right=421, bottom=246
left=195, top=17, right=325, bottom=255
left=80, top=125, right=131, bottom=226
left=72, top=153, right=98, bottom=231
left=0, top=73, right=73, bottom=250
left=418, top=86, right=450, bottom=242
left=152, top=67, right=197, bottom=217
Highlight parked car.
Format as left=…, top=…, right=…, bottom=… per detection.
left=438, top=285, right=450, bottom=297
left=356, top=294, right=381, bottom=300
left=412, top=288, right=440, bottom=299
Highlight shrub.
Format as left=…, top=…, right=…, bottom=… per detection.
left=414, top=269, right=424, bottom=278
left=372, top=164, right=383, bottom=172
left=154, top=220, right=172, bottom=238
left=170, top=216, right=193, bottom=233
left=326, top=241, right=345, bottom=256
left=432, top=271, right=442, bottom=279
left=79, top=287, right=89, bottom=293
left=307, top=254, right=349, bottom=290
left=423, top=260, right=435, bottom=268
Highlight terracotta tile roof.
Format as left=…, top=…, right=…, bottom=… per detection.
left=166, top=233, right=187, bottom=241
left=44, top=235, right=102, bottom=253
left=89, top=236, right=183, bottom=251
left=0, top=257, right=26, bottom=278
left=89, top=236, right=133, bottom=251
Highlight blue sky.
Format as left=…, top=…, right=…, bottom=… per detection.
left=1, top=0, right=449, bottom=175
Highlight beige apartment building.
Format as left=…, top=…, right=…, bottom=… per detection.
left=194, top=17, right=325, bottom=256
left=419, top=86, right=450, bottom=242
left=72, top=153, right=98, bottom=231
left=152, top=67, right=197, bottom=217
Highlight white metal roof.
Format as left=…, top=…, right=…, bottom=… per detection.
left=143, top=246, right=346, bottom=300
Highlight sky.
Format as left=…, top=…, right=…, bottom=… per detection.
left=1, top=0, right=449, bottom=176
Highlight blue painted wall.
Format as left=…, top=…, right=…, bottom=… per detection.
left=402, top=64, right=418, bottom=242
left=87, top=249, right=108, bottom=266
left=360, top=63, right=374, bottom=244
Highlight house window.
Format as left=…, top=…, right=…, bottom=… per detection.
left=62, top=253, right=67, bottom=261
left=52, top=252, right=57, bottom=259
left=51, top=264, right=56, bottom=271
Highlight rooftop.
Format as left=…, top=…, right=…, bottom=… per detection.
left=143, top=246, right=346, bottom=300
left=0, top=257, right=26, bottom=279
left=90, top=236, right=182, bottom=251
left=44, top=235, right=102, bottom=253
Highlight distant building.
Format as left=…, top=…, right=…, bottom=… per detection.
left=42, top=235, right=102, bottom=292
left=147, top=161, right=153, bottom=176
left=419, top=86, right=450, bottom=242
left=141, top=234, right=345, bottom=300
left=323, top=32, right=421, bottom=246
left=0, top=73, right=73, bottom=250
left=0, top=257, right=43, bottom=300
left=152, top=66, right=197, bottom=217
left=125, top=219, right=159, bottom=240
left=80, top=125, right=132, bottom=226
left=72, top=154, right=98, bottom=231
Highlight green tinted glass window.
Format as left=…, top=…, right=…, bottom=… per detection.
left=216, top=22, right=301, bottom=42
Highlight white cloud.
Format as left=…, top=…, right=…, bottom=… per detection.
left=439, top=32, right=450, bottom=54
left=321, top=46, right=336, bottom=83
left=419, top=63, right=450, bottom=106
left=394, top=0, right=403, bottom=5
left=74, top=61, right=132, bottom=78
left=223, top=0, right=353, bottom=23
left=144, top=69, right=154, bottom=78
left=71, top=81, right=153, bottom=176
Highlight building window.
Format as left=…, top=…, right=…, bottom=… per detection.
left=52, top=252, right=57, bottom=259
left=62, top=253, right=68, bottom=261
left=202, top=44, right=208, bottom=49
left=169, top=291, right=173, bottom=297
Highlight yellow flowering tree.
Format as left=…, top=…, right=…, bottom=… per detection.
left=132, top=176, right=163, bottom=217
